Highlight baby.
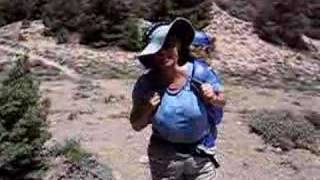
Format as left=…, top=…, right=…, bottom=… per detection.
left=191, top=31, right=224, bottom=159
left=190, top=30, right=215, bottom=62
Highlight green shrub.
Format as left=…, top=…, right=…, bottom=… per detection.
left=214, top=0, right=318, bottom=49
left=58, top=139, right=91, bottom=163
left=42, top=0, right=212, bottom=47
left=254, top=0, right=311, bottom=49
left=120, top=17, right=145, bottom=51
left=147, top=0, right=212, bottom=29
left=1, top=0, right=212, bottom=49
left=48, top=139, right=114, bottom=180
left=249, top=109, right=319, bottom=155
left=0, top=54, right=51, bottom=178
left=0, top=0, right=46, bottom=27
left=42, top=0, right=139, bottom=48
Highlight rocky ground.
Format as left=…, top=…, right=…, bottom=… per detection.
left=0, top=2, right=319, bottom=180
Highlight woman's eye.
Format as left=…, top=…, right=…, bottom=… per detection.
left=164, top=41, right=176, bottom=49
left=155, top=52, right=166, bottom=59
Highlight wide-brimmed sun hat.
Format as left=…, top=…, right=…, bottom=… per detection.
left=137, top=17, right=195, bottom=60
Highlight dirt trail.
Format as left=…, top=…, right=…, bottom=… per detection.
left=0, top=38, right=80, bottom=80
left=43, top=78, right=320, bottom=180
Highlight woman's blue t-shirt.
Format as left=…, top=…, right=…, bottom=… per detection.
left=132, top=62, right=221, bottom=144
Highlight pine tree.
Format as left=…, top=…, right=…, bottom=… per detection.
left=0, top=54, right=50, bottom=178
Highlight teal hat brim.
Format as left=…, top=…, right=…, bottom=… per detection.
left=137, top=17, right=195, bottom=59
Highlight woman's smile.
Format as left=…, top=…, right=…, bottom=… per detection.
left=163, top=57, right=175, bottom=66
left=153, top=47, right=179, bottom=69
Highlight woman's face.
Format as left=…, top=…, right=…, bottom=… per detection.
left=152, top=37, right=180, bottom=70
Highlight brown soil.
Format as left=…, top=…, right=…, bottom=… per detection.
left=42, top=78, right=320, bottom=180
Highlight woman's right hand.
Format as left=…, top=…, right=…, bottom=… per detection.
left=145, top=92, right=161, bottom=112
left=130, top=92, right=161, bottom=131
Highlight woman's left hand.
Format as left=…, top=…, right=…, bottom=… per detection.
left=200, top=83, right=226, bottom=107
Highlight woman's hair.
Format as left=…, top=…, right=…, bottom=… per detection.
left=138, top=55, right=155, bottom=69
left=178, top=44, right=192, bottom=66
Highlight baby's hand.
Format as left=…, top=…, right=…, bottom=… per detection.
left=200, top=83, right=226, bottom=107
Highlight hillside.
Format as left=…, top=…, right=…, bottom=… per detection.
left=0, top=2, right=319, bottom=180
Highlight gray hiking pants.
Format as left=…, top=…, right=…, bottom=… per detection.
left=148, top=136, right=216, bottom=180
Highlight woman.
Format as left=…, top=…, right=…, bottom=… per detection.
left=130, top=18, right=225, bottom=180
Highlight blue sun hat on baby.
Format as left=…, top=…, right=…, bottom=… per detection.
left=192, top=31, right=211, bottom=46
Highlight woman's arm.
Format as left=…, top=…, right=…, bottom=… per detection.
left=130, top=74, right=161, bottom=131
left=129, top=93, right=160, bottom=131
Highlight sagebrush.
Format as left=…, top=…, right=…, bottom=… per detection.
left=47, top=139, right=114, bottom=180
left=249, top=109, right=319, bottom=155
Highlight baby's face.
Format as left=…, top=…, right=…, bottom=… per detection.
left=190, top=45, right=211, bottom=60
